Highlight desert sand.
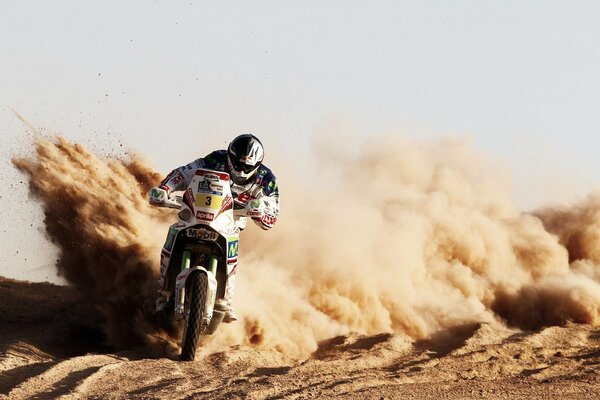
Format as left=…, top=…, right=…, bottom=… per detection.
left=5, top=135, right=600, bottom=399
left=1, top=276, right=600, bottom=399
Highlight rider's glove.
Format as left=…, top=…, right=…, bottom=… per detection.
left=254, top=211, right=277, bottom=230
left=149, top=186, right=169, bottom=206
left=246, top=199, right=277, bottom=230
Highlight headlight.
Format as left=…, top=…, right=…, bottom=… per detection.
left=178, top=208, right=192, bottom=222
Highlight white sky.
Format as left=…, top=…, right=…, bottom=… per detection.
left=1, top=1, right=600, bottom=282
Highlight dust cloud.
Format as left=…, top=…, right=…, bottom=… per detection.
left=12, top=133, right=600, bottom=358
left=12, top=137, right=174, bottom=348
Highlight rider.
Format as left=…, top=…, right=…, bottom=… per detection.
left=149, top=134, right=279, bottom=322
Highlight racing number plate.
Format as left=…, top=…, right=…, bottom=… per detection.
left=195, top=194, right=223, bottom=210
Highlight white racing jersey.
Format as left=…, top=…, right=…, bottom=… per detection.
left=159, top=150, right=280, bottom=230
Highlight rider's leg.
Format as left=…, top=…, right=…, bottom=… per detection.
left=155, top=250, right=171, bottom=313
left=215, top=269, right=237, bottom=322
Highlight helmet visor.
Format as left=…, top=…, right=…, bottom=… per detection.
left=232, top=159, right=260, bottom=174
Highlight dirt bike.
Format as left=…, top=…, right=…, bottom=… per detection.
left=155, top=168, right=247, bottom=361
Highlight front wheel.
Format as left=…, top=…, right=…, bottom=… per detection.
left=180, top=272, right=207, bottom=361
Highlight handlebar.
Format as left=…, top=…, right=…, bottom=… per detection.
left=162, top=195, right=183, bottom=209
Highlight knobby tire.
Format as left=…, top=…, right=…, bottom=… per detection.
left=180, top=272, right=207, bottom=361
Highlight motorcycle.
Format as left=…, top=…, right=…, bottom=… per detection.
left=152, top=168, right=252, bottom=361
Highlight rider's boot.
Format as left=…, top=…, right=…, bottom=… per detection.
left=217, top=271, right=237, bottom=323
left=155, top=294, right=169, bottom=313
left=224, top=309, right=238, bottom=323
left=215, top=299, right=238, bottom=322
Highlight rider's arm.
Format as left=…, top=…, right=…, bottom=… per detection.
left=149, top=158, right=203, bottom=206
left=158, top=160, right=200, bottom=194
left=150, top=151, right=225, bottom=205
left=251, top=172, right=279, bottom=230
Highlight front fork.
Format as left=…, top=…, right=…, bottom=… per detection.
left=174, top=250, right=218, bottom=318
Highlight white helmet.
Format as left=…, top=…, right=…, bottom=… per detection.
left=227, top=134, right=265, bottom=184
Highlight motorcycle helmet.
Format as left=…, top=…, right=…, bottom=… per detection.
left=227, top=134, right=264, bottom=184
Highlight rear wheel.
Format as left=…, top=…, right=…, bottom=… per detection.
left=180, top=272, right=207, bottom=361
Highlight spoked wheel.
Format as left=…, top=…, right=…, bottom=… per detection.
left=180, top=272, right=208, bottom=361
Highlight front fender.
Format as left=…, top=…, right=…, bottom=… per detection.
left=174, top=267, right=218, bottom=322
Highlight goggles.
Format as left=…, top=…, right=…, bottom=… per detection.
left=232, top=159, right=260, bottom=174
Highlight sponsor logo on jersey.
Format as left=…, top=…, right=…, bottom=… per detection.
left=171, top=174, right=183, bottom=185
left=235, top=192, right=251, bottom=205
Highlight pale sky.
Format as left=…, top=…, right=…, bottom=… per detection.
left=1, top=1, right=600, bottom=282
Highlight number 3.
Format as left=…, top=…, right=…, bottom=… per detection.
left=205, top=196, right=212, bottom=206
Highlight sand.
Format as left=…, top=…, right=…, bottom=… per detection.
left=1, top=276, right=599, bottom=400
left=6, top=134, right=600, bottom=399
